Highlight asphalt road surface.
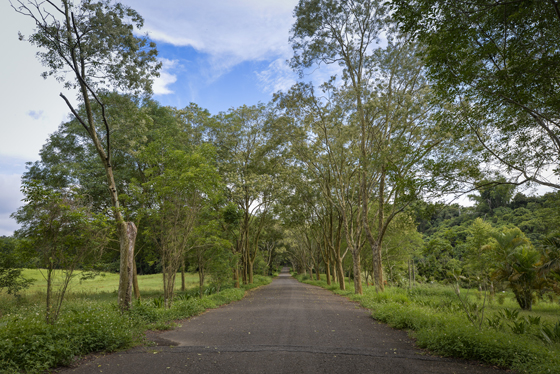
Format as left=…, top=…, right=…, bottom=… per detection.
left=61, top=268, right=508, bottom=373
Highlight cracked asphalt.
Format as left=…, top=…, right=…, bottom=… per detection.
left=60, top=268, right=508, bottom=373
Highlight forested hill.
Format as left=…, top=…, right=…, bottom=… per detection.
left=413, top=190, right=560, bottom=282
left=419, top=192, right=560, bottom=242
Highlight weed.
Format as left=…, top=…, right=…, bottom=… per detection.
left=538, top=321, right=560, bottom=344
left=151, top=297, right=165, bottom=308
left=487, top=315, right=505, bottom=331
left=497, top=308, right=519, bottom=321
left=526, top=315, right=542, bottom=326
left=510, top=319, right=530, bottom=334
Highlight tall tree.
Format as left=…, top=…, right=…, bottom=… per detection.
left=138, top=143, right=220, bottom=308
left=12, top=0, right=160, bottom=310
left=213, top=104, right=286, bottom=284
left=278, top=82, right=361, bottom=292
left=290, top=2, right=463, bottom=291
left=393, top=0, right=560, bottom=190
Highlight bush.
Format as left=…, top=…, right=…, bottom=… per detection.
left=0, top=302, right=141, bottom=373
left=415, top=322, right=560, bottom=373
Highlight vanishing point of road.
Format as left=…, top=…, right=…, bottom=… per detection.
left=62, top=268, right=507, bottom=373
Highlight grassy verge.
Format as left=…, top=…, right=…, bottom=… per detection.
left=294, top=274, right=560, bottom=374
left=0, top=274, right=272, bottom=374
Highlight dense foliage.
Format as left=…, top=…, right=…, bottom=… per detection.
left=4, top=0, right=560, bottom=371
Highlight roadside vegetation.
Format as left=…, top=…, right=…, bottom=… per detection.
left=0, top=270, right=273, bottom=373
left=295, top=274, right=560, bottom=374
left=2, top=0, right=560, bottom=373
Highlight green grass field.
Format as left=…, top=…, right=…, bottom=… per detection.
left=0, top=269, right=207, bottom=315
left=20, top=269, right=200, bottom=294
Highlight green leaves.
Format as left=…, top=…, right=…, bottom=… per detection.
left=392, top=0, right=560, bottom=189
left=15, top=0, right=160, bottom=95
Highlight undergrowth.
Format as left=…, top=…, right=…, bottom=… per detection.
left=0, top=275, right=272, bottom=373
left=295, top=274, right=560, bottom=374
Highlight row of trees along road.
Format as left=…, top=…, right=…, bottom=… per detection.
left=5, top=0, right=559, bottom=317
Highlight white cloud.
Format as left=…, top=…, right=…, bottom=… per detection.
left=256, top=58, right=297, bottom=94
left=0, top=174, right=23, bottom=236
left=124, top=0, right=298, bottom=75
left=27, top=110, right=44, bottom=120
left=153, top=58, right=179, bottom=95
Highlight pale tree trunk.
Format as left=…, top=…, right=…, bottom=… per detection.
left=335, top=255, right=345, bottom=290
left=199, top=267, right=205, bottom=298
left=334, top=219, right=345, bottom=290
left=133, top=258, right=140, bottom=300
left=351, top=249, right=363, bottom=294
left=232, top=241, right=241, bottom=288
left=118, top=222, right=137, bottom=309
left=372, top=241, right=384, bottom=291
left=324, top=257, right=331, bottom=285
left=365, top=167, right=386, bottom=292
left=46, top=268, right=53, bottom=323
left=233, top=265, right=240, bottom=288
left=181, top=263, right=186, bottom=292
left=58, top=3, right=136, bottom=311
left=248, top=261, right=254, bottom=284
left=242, top=254, right=248, bottom=285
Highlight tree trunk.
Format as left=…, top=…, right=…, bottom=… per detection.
left=242, top=249, right=248, bottom=285
left=162, top=269, right=168, bottom=308
left=199, top=267, right=205, bottom=298
left=372, top=240, right=384, bottom=291
left=46, top=267, right=53, bottom=324
left=325, top=259, right=331, bottom=285
left=118, top=222, right=136, bottom=310
left=133, top=258, right=140, bottom=300
left=351, top=249, right=363, bottom=295
left=233, top=266, right=240, bottom=288
left=248, top=261, right=254, bottom=284
left=336, top=255, right=345, bottom=290
left=181, top=263, right=186, bottom=291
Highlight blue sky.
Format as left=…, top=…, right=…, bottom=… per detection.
left=0, top=0, right=305, bottom=235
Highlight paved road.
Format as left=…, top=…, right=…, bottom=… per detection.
left=62, top=269, right=506, bottom=373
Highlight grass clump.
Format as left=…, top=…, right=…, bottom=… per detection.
left=294, top=274, right=560, bottom=374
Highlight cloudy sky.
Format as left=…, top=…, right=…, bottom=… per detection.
left=0, top=0, right=309, bottom=236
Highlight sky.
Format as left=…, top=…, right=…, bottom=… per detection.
left=0, top=0, right=312, bottom=236
left=1, top=1, right=554, bottom=237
